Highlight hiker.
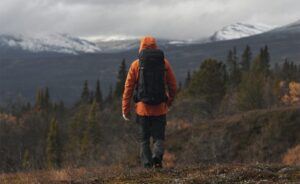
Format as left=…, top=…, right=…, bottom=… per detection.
left=122, top=36, right=177, bottom=168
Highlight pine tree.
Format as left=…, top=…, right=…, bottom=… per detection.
left=184, top=70, right=191, bottom=88
left=281, top=59, right=291, bottom=81
left=226, top=48, right=241, bottom=87
left=251, top=48, right=270, bottom=76
left=253, top=46, right=270, bottom=76
left=280, top=59, right=300, bottom=82
left=263, top=46, right=270, bottom=74
left=81, top=80, right=90, bottom=104
left=105, top=84, right=113, bottom=104
left=34, top=87, right=52, bottom=112
left=44, top=87, right=50, bottom=110
left=241, top=45, right=252, bottom=72
left=80, top=100, right=99, bottom=158
left=80, top=100, right=98, bottom=155
left=80, top=131, right=90, bottom=160
left=188, top=59, right=226, bottom=113
left=94, top=80, right=103, bottom=109
left=233, top=47, right=238, bottom=64
left=22, top=149, right=31, bottom=170
left=237, top=51, right=269, bottom=111
left=41, top=88, right=46, bottom=110
left=87, top=100, right=99, bottom=144
left=34, top=88, right=43, bottom=111
left=237, top=71, right=265, bottom=111
left=69, top=105, right=86, bottom=149
left=46, top=118, right=61, bottom=168
left=291, top=62, right=297, bottom=81
left=114, top=59, right=127, bottom=98
left=227, top=49, right=234, bottom=71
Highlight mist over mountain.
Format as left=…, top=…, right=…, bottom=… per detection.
left=92, top=22, right=275, bottom=52
left=93, top=38, right=187, bottom=53
left=0, top=22, right=275, bottom=55
left=1, top=20, right=300, bottom=105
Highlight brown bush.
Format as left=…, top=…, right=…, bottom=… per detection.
left=281, top=81, right=300, bottom=105
left=282, top=145, right=300, bottom=165
left=163, top=150, right=176, bottom=168
left=0, top=113, right=17, bottom=123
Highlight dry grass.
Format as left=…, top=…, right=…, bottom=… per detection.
left=283, top=145, right=300, bottom=165
left=166, top=106, right=300, bottom=165
left=0, top=166, right=124, bottom=184
left=0, top=164, right=299, bottom=184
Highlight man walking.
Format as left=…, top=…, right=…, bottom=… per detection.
left=122, top=36, right=177, bottom=168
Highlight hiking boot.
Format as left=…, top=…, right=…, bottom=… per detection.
left=152, top=157, right=162, bottom=168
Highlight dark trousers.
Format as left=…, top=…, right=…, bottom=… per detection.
left=136, top=115, right=166, bottom=167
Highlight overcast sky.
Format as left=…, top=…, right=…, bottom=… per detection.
left=0, top=0, right=300, bottom=40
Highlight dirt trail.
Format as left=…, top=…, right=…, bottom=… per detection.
left=2, top=164, right=299, bottom=184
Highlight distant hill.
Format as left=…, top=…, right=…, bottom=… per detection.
left=1, top=20, right=300, bottom=105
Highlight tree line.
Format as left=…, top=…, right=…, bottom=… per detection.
left=0, top=58, right=128, bottom=171
left=178, top=45, right=300, bottom=115
left=1, top=46, right=300, bottom=172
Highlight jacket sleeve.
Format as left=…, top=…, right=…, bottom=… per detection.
left=122, top=61, right=138, bottom=115
left=165, top=59, right=177, bottom=106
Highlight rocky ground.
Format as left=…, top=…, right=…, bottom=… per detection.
left=1, top=164, right=300, bottom=184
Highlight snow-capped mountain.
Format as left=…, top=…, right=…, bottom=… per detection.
left=93, top=37, right=140, bottom=52
left=0, top=33, right=101, bottom=55
left=0, top=22, right=278, bottom=55
left=92, top=36, right=190, bottom=52
left=209, top=22, right=274, bottom=42
left=0, top=33, right=191, bottom=54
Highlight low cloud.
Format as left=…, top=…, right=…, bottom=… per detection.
left=0, top=0, right=300, bottom=40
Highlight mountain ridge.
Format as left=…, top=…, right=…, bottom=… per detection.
left=0, top=33, right=101, bottom=55
left=0, top=22, right=276, bottom=54
left=209, top=22, right=274, bottom=42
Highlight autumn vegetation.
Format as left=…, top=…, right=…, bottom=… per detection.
left=0, top=46, right=300, bottom=183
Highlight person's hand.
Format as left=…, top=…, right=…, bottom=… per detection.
left=122, top=113, right=131, bottom=122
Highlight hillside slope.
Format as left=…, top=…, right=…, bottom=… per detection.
left=166, top=106, right=300, bottom=165
left=1, top=107, right=300, bottom=183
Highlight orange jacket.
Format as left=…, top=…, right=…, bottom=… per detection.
left=122, top=36, right=177, bottom=116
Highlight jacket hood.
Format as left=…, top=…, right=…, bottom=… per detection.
left=139, top=36, right=157, bottom=53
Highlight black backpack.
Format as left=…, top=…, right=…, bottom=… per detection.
left=134, top=48, right=168, bottom=105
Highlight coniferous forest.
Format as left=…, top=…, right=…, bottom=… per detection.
left=1, top=45, right=300, bottom=173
